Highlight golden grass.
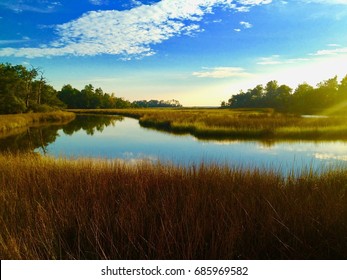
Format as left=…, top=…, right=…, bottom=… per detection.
left=1, top=153, right=347, bottom=259
left=0, top=111, right=75, bottom=135
left=68, top=108, right=347, bottom=140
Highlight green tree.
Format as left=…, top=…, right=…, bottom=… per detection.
left=0, top=63, right=64, bottom=114
left=0, top=63, right=27, bottom=113
left=292, top=82, right=315, bottom=113
left=338, top=74, right=347, bottom=100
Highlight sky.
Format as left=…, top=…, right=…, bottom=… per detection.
left=1, top=0, right=347, bottom=106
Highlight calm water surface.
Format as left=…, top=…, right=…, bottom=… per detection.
left=2, top=114, right=347, bottom=173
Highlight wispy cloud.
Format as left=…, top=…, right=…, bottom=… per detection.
left=259, top=45, right=347, bottom=66
left=130, top=0, right=144, bottom=7
left=0, top=0, right=272, bottom=59
left=193, top=67, right=251, bottom=78
left=234, top=20, right=253, bottom=32
left=89, top=0, right=109, bottom=5
left=257, top=55, right=282, bottom=65
left=301, top=0, right=347, bottom=5
left=240, top=21, right=253, bottom=28
left=0, top=0, right=61, bottom=13
left=310, top=46, right=347, bottom=56
left=0, top=38, right=31, bottom=45
left=257, top=55, right=310, bottom=65
left=327, top=43, right=341, bottom=47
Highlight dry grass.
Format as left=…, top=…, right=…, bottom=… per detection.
left=1, top=153, right=346, bottom=260
left=0, top=111, right=76, bottom=135
left=68, top=108, right=347, bottom=140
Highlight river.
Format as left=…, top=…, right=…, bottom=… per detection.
left=1, top=114, right=347, bottom=173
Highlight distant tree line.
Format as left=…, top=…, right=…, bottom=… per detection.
left=0, top=63, right=182, bottom=114
left=222, top=74, right=347, bottom=114
left=58, top=84, right=182, bottom=109
left=132, top=99, right=182, bottom=108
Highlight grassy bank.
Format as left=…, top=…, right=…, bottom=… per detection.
left=69, top=108, right=347, bottom=140
left=1, top=153, right=347, bottom=259
left=0, top=111, right=76, bottom=135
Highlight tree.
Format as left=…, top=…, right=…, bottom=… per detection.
left=275, top=85, right=292, bottom=111
left=338, top=74, right=347, bottom=99
left=58, top=84, right=79, bottom=108
left=0, top=64, right=29, bottom=113
left=15, top=65, right=38, bottom=109
left=0, top=93, right=26, bottom=114
left=263, top=80, right=279, bottom=108
left=292, top=82, right=315, bottom=113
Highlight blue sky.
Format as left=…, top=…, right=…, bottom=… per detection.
left=1, top=0, right=347, bottom=106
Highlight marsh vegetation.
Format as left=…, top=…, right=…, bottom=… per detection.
left=0, top=110, right=347, bottom=259
left=1, top=153, right=347, bottom=260
left=69, top=108, right=347, bottom=141
left=0, top=111, right=75, bottom=135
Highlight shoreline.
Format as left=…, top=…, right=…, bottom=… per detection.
left=68, top=108, right=347, bottom=141
left=0, top=111, right=76, bottom=136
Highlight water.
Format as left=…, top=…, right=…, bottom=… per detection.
left=1, top=114, right=347, bottom=173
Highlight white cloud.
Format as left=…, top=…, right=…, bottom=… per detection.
left=327, top=43, right=341, bottom=47
left=0, top=0, right=61, bottom=13
left=238, top=0, right=272, bottom=4
left=301, top=0, right=347, bottom=4
left=234, top=20, right=253, bottom=32
left=0, top=37, right=31, bottom=45
left=257, top=55, right=281, bottom=65
left=0, top=0, right=272, bottom=59
left=0, top=40, right=27, bottom=45
left=130, top=0, right=143, bottom=7
left=193, top=67, right=251, bottom=78
left=310, top=47, right=347, bottom=56
left=89, top=0, right=105, bottom=5
left=240, top=21, right=253, bottom=28
left=258, top=46, right=347, bottom=66
left=257, top=55, right=310, bottom=65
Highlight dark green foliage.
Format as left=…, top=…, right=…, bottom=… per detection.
left=224, top=74, right=347, bottom=114
left=58, top=84, right=133, bottom=109
left=1, top=63, right=182, bottom=111
left=58, top=84, right=183, bottom=109
left=0, top=94, right=26, bottom=114
left=0, top=63, right=64, bottom=114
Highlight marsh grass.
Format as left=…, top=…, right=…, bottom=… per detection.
left=1, top=153, right=347, bottom=259
left=69, top=108, right=347, bottom=140
left=0, top=111, right=75, bottom=135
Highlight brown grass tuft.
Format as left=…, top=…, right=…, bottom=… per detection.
left=0, top=153, right=346, bottom=259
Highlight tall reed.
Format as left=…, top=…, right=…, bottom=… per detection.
left=1, top=153, right=346, bottom=259
left=0, top=111, right=75, bottom=134
left=68, top=108, right=347, bottom=140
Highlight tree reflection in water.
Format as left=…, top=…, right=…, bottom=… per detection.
left=0, top=114, right=124, bottom=153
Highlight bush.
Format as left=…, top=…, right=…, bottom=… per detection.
left=28, top=104, right=55, bottom=113
left=0, top=94, right=26, bottom=114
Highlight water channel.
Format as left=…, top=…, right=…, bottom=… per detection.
left=1, top=114, right=347, bottom=173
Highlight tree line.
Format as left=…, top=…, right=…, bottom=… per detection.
left=0, top=63, right=182, bottom=114
left=58, top=84, right=182, bottom=109
left=3, top=63, right=346, bottom=115
left=222, top=74, right=347, bottom=114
